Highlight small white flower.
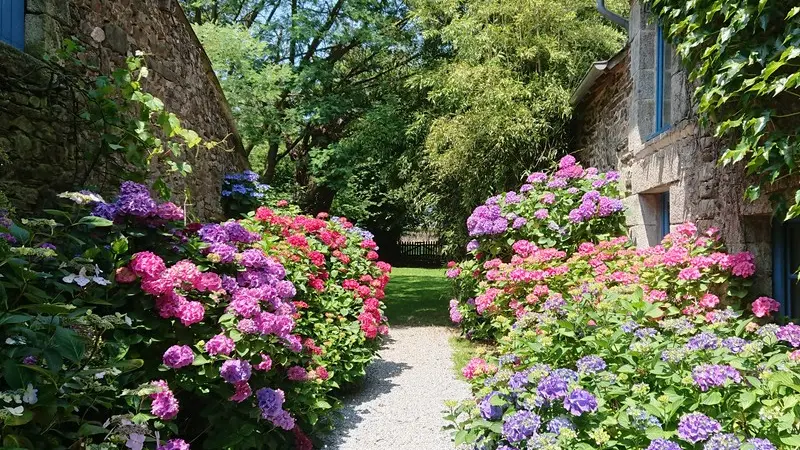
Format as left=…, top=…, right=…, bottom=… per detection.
left=124, top=315, right=132, bottom=326
left=63, top=267, right=91, bottom=287
left=95, top=372, right=106, bottom=379
left=125, top=433, right=146, bottom=450
left=92, top=275, right=111, bottom=286
left=90, top=265, right=111, bottom=286
left=22, top=384, right=37, bottom=405
left=5, top=406, right=24, bottom=416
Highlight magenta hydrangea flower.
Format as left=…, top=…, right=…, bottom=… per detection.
left=156, top=202, right=184, bottom=221
left=177, top=301, right=205, bottom=327
left=149, top=380, right=179, bottom=420
left=129, top=252, right=166, bottom=280
left=204, top=334, right=235, bottom=356
left=157, top=439, right=190, bottom=450
left=220, top=359, right=252, bottom=384
left=162, top=345, right=194, bottom=369
left=287, top=366, right=308, bottom=381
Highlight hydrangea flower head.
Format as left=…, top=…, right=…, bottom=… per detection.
left=162, top=345, right=194, bottom=369
left=677, top=412, right=721, bottom=443
left=563, top=388, right=598, bottom=416
left=502, top=410, right=541, bottom=442
left=220, top=359, right=252, bottom=384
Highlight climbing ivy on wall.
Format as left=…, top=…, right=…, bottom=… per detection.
left=57, top=40, right=222, bottom=202
left=646, top=1, right=800, bottom=217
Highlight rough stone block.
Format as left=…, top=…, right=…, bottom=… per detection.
left=103, top=23, right=128, bottom=54
left=25, top=13, right=62, bottom=58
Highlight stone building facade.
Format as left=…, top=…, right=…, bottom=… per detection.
left=571, top=0, right=794, bottom=302
left=0, top=0, right=248, bottom=219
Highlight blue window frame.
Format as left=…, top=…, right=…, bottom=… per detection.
left=0, top=0, right=25, bottom=51
left=659, top=192, right=670, bottom=239
left=773, top=219, right=800, bottom=317
left=654, top=24, right=673, bottom=136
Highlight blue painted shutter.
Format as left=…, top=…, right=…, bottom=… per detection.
left=0, top=0, right=25, bottom=51
left=660, top=192, right=670, bottom=239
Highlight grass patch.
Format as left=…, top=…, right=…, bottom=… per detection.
left=449, top=335, right=493, bottom=379
left=384, top=267, right=452, bottom=327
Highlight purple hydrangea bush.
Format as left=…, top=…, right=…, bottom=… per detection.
left=446, top=271, right=800, bottom=449
left=0, top=182, right=391, bottom=449
left=445, top=156, right=798, bottom=449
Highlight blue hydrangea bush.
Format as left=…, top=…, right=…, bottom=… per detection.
left=447, top=288, right=800, bottom=449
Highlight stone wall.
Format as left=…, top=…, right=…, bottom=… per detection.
left=572, top=0, right=781, bottom=293
left=0, top=0, right=248, bottom=219
left=571, top=50, right=632, bottom=171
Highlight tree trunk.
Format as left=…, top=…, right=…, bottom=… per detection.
left=264, top=141, right=279, bottom=184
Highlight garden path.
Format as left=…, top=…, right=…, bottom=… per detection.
left=322, top=326, right=469, bottom=449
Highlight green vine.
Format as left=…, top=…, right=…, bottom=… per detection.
left=55, top=39, right=224, bottom=200
left=646, top=1, right=800, bottom=217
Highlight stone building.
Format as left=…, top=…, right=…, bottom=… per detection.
left=570, top=0, right=800, bottom=314
left=0, top=0, right=248, bottom=219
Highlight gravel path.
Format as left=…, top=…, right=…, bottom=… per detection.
left=323, top=326, right=470, bottom=450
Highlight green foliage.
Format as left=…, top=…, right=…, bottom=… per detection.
left=0, top=182, right=391, bottom=448
left=55, top=40, right=221, bottom=203
left=187, top=0, right=422, bottom=215
left=646, top=0, right=800, bottom=218
left=408, top=0, right=626, bottom=252
left=449, top=288, right=800, bottom=449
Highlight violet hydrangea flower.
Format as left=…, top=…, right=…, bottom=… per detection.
left=685, top=332, right=720, bottom=351
left=646, top=439, right=681, bottom=450
left=536, top=374, right=569, bottom=401
left=777, top=323, right=800, bottom=347
left=576, top=355, right=606, bottom=374
left=162, top=345, right=194, bottom=369
left=546, top=416, right=574, bottom=435
left=220, top=359, right=252, bottom=384
left=562, top=389, right=598, bottom=416
left=501, top=410, right=541, bottom=442
left=479, top=391, right=504, bottom=420
left=691, top=364, right=741, bottom=391
left=703, top=433, right=741, bottom=450
left=747, top=438, right=777, bottom=450
left=677, top=412, right=721, bottom=443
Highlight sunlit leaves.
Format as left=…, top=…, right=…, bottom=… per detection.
left=647, top=0, right=800, bottom=212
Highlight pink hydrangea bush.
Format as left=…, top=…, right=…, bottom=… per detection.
left=0, top=181, right=391, bottom=449
left=110, top=201, right=392, bottom=448
left=451, top=223, right=755, bottom=339
left=464, top=155, right=626, bottom=258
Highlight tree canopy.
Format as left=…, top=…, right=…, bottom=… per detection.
left=181, top=0, right=627, bottom=253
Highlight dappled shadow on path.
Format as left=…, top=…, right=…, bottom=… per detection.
left=322, top=337, right=411, bottom=448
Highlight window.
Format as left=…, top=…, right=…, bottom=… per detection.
left=658, top=192, right=670, bottom=241
left=638, top=190, right=670, bottom=247
left=0, top=0, right=25, bottom=51
left=773, top=219, right=800, bottom=317
left=654, top=24, right=673, bottom=135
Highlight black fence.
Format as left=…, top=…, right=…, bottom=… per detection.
left=396, top=240, right=447, bottom=267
